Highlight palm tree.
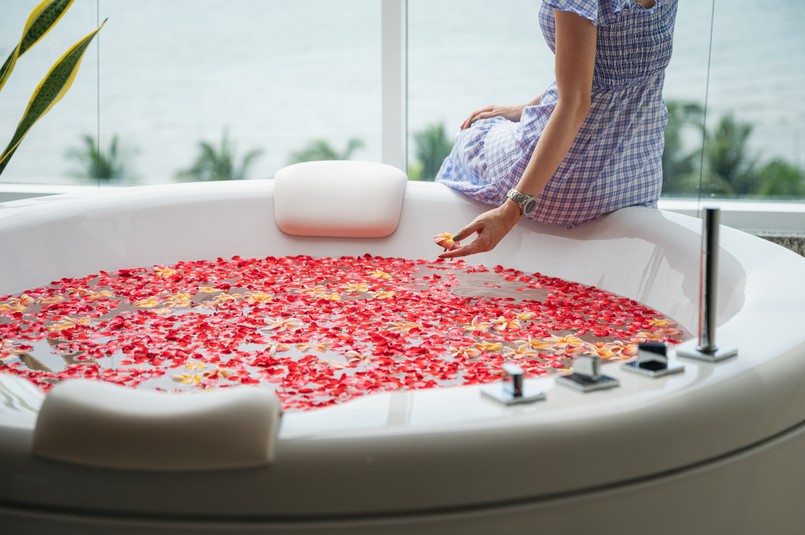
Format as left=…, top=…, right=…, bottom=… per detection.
left=756, top=159, right=805, bottom=198
left=703, top=113, right=758, bottom=196
left=65, top=133, right=134, bottom=182
left=661, top=101, right=704, bottom=195
left=176, top=130, right=263, bottom=181
left=289, top=138, right=364, bottom=164
left=410, top=123, right=453, bottom=181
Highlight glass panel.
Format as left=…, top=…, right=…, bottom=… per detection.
left=0, top=1, right=99, bottom=185
left=96, top=0, right=380, bottom=186
left=698, top=0, right=805, bottom=200
left=408, top=0, right=551, bottom=181
left=660, top=0, right=713, bottom=198
left=407, top=0, right=717, bottom=197
left=1, top=0, right=381, bottom=186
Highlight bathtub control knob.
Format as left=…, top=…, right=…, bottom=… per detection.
left=622, top=342, right=685, bottom=378
left=558, top=355, right=620, bottom=393
left=481, top=362, right=546, bottom=406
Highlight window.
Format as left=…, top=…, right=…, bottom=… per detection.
left=0, top=0, right=382, bottom=185
left=1, top=0, right=803, bottom=230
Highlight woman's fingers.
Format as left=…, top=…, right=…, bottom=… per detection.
left=461, top=105, right=495, bottom=129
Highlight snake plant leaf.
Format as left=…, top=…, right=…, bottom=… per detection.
left=0, top=0, right=75, bottom=92
left=0, top=19, right=106, bottom=175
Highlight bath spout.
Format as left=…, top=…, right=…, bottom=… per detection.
left=677, top=207, right=738, bottom=363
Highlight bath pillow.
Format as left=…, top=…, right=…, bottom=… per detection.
left=32, top=379, right=283, bottom=471
left=274, top=160, right=407, bottom=238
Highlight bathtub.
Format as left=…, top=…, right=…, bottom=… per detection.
left=1, top=162, right=805, bottom=534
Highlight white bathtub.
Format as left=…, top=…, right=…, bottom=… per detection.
left=1, top=169, right=805, bottom=534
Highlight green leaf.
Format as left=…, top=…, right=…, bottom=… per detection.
left=0, top=0, right=75, bottom=92
left=0, top=18, right=106, bottom=175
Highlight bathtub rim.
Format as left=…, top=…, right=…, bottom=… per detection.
left=0, top=180, right=804, bottom=518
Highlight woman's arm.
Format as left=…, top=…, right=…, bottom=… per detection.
left=459, top=95, right=544, bottom=130
left=441, top=10, right=597, bottom=258
left=514, top=10, right=596, bottom=197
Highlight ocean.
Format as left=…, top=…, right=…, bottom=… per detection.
left=0, top=0, right=803, bottom=183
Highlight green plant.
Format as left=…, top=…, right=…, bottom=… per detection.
left=703, top=113, right=758, bottom=196
left=65, top=133, right=135, bottom=181
left=176, top=130, right=263, bottom=181
left=661, top=100, right=704, bottom=195
left=756, top=159, right=805, bottom=198
left=410, top=123, right=453, bottom=181
left=289, top=138, right=364, bottom=164
left=0, top=0, right=106, bottom=176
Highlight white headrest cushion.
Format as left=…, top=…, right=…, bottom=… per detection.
left=273, top=160, right=407, bottom=238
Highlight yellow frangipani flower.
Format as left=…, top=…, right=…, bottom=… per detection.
left=296, top=342, right=331, bottom=352
left=266, top=343, right=291, bottom=355
left=37, top=295, right=65, bottom=305
left=545, top=334, right=585, bottom=349
left=632, top=331, right=665, bottom=343
left=184, top=361, right=207, bottom=371
left=203, top=367, right=232, bottom=380
left=164, top=293, right=192, bottom=307
left=369, top=269, right=392, bottom=280
left=473, top=341, right=503, bottom=352
left=369, top=290, right=395, bottom=300
left=135, top=296, right=161, bottom=308
left=492, top=316, right=522, bottom=332
left=261, top=317, right=304, bottom=332
left=502, top=343, right=538, bottom=358
left=0, top=294, right=35, bottom=313
left=516, top=311, right=536, bottom=321
left=198, top=286, right=223, bottom=294
left=453, top=346, right=482, bottom=359
left=386, top=321, right=421, bottom=334
left=648, top=318, right=676, bottom=328
left=528, top=338, right=556, bottom=351
left=84, top=290, right=114, bottom=300
left=434, top=232, right=460, bottom=251
left=154, top=266, right=178, bottom=277
left=301, top=285, right=326, bottom=296
left=244, top=291, right=273, bottom=304
left=172, top=373, right=202, bottom=385
left=209, top=293, right=243, bottom=305
left=319, top=293, right=342, bottom=301
left=65, top=287, right=91, bottom=297
left=343, top=282, right=370, bottom=293
left=463, top=316, right=490, bottom=333
left=345, top=350, right=371, bottom=363
left=48, top=317, right=91, bottom=331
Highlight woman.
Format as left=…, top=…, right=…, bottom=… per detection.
left=436, top=0, right=678, bottom=258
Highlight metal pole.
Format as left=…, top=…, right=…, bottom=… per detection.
left=677, top=206, right=738, bottom=362
left=698, top=207, right=719, bottom=353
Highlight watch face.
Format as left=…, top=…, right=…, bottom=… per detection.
left=523, top=199, right=537, bottom=215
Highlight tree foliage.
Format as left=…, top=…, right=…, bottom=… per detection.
left=410, top=123, right=453, bottom=181
left=289, top=138, right=363, bottom=164
left=65, top=133, right=134, bottom=181
left=176, top=130, right=263, bottom=181
left=662, top=101, right=803, bottom=200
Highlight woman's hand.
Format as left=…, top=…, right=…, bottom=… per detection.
left=439, top=200, right=522, bottom=259
left=460, top=104, right=525, bottom=130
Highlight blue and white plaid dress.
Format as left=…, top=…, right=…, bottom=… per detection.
left=435, top=0, right=679, bottom=228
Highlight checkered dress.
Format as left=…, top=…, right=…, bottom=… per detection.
left=435, top=0, right=679, bottom=228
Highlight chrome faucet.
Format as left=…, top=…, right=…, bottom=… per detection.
left=677, top=207, right=738, bottom=362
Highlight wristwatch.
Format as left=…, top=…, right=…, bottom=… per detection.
left=506, top=188, right=537, bottom=216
